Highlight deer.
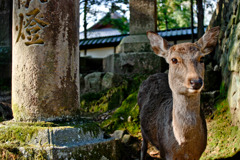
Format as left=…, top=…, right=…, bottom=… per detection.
left=138, top=26, right=220, bottom=160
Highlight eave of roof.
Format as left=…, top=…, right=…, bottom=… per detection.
left=79, top=27, right=206, bottom=50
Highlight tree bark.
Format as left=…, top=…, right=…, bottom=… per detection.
left=191, top=0, right=194, bottom=42
left=84, top=0, right=87, bottom=39
left=197, top=0, right=204, bottom=39
left=164, top=12, right=168, bottom=30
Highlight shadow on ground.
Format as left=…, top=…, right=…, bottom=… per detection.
left=216, top=151, right=240, bottom=160
left=144, top=151, right=240, bottom=160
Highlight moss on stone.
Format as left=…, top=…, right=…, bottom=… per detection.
left=0, top=120, right=103, bottom=159
left=0, top=145, right=48, bottom=160
left=201, top=99, right=240, bottom=159
left=0, top=121, right=51, bottom=159
left=100, top=91, right=140, bottom=135
left=0, top=122, right=47, bottom=145
left=80, top=80, right=128, bottom=113
left=80, top=74, right=148, bottom=135
left=80, top=74, right=148, bottom=115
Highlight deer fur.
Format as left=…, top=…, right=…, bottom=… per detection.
left=138, top=27, right=220, bottom=160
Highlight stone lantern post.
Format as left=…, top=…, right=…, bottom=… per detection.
left=12, top=0, right=80, bottom=121
left=117, top=0, right=157, bottom=53
left=104, top=0, right=167, bottom=74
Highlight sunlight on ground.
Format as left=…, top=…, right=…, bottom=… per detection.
left=201, top=99, right=240, bottom=160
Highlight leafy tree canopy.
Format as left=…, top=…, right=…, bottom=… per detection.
left=80, top=0, right=129, bottom=35
left=157, top=0, right=191, bottom=30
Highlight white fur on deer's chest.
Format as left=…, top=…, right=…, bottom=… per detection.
left=172, top=111, right=203, bottom=146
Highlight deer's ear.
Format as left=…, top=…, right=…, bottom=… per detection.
left=147, top=31, right=169, bottom=58
left=195, top=26, right=220, bottom=55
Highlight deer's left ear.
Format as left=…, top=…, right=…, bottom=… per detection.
left=195, top=26, right=220, bottom=55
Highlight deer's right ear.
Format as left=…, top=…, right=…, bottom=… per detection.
left=147, top=31, right=169, bottom=58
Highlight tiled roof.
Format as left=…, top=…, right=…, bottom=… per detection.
left=79, top=28, right=122, bottom=39
left=80, top=27, right=206, bottom=49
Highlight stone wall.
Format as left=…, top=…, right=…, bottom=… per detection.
left=103, top=52, right=168, bottom=75
left=208, top=0, right=240, bottom=125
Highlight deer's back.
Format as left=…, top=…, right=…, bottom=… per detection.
left=138, top=73, right=173, bottom=152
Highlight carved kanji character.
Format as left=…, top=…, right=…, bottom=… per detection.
left=24, top=8, right=49, bottom=46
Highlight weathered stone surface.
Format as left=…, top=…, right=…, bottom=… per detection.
left=116, top=35, right=152, bottom=53
left=103, top=52, right=168, bottom=75
left=81, top=72, right=123, bottom=95
left=0, top=121, right=120, bottom=160
left=12, top=0, right=80, bottom=121
left=208, top=0, right=240, bottom=125
left=228, top=72, right=240, bottom=125
left=80, top=74, right=85, bottom=94
left=121, top=134, right=131, bottom=144
left=101, top=72, right=114, bottom=90
left=129, top=0, right=157, bottom=35
left=112, top=130, right=125, bottom=140
left=84, top=72, right=103, bottom=93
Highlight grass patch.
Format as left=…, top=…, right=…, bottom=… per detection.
left=201, top=99, right=240, bottom=160
left=80, top=81, right=128, bottom=113
left=95, top=74, right=148, bottom=135
left=100, top=91, right=140, bottom=135
left=80, top=74, right=148, bottom=115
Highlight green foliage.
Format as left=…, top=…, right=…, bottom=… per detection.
left=80, top=74, right=148, bottom=114
left=219, top=81, right=228, bottom=99
left=98, top=75, right=148, bottom=135
left=102, top=13, right=129, bottom=34
left=201, top=99, right=240, bottom=159
left=157, top=0, right=191, bottom=30
left=80, top=0, right=129, bottom=36
left=81, top=74, right=148, bottom=135
left=100, top=91, right=140, bottom=135
left=80, top=81, right=128, bottom=113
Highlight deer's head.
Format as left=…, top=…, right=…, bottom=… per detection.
left=147, top=27, right=220, bottom=95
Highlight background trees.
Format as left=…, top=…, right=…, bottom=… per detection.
left=157, top=0, right=191, bottom=30
left=80, top=0, right=217, bottom=39
left=79, top=0, right=129, bottom=39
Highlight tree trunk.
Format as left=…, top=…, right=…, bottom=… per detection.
left=164, top=12, right=168, bottom=30
left=197, top=0, right=204, bottom=39
left=191, top=0, right=194, bottom=42
left=84, top=0, right=87, bottom=39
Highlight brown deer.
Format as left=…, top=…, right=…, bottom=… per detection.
left=138, top=27, right=220, bottom=160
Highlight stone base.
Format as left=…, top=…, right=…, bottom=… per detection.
left=103, top=52, right=168, bottom=75
left=116, top=35, right=152, bottom=53
left=0, top=121, right=119, bottom=160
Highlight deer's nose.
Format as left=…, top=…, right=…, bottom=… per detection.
left=190, top=78, right=203, bottom=90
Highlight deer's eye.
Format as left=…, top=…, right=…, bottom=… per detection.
left=171, top=58, right=178, bottom=64
left=200, top=57, right=204, bottom=63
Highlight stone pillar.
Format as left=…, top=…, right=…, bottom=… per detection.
left=129, top=0, right=157, bottom=35
left=116, top=0, right=157, bottom=53
left=107, top=0, right=167, bottom=75
left=12, top=0, right=80, bottom=121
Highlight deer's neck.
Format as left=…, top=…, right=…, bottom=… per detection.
left=172, top=92, right=202, bottom=145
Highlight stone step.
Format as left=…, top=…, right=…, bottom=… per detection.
left=0, top=121, right=119, bottom=159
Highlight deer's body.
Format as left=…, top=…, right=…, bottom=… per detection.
left=138, top=27, right=220, bottom=160
left=138, top=73, right=207, bottom=159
